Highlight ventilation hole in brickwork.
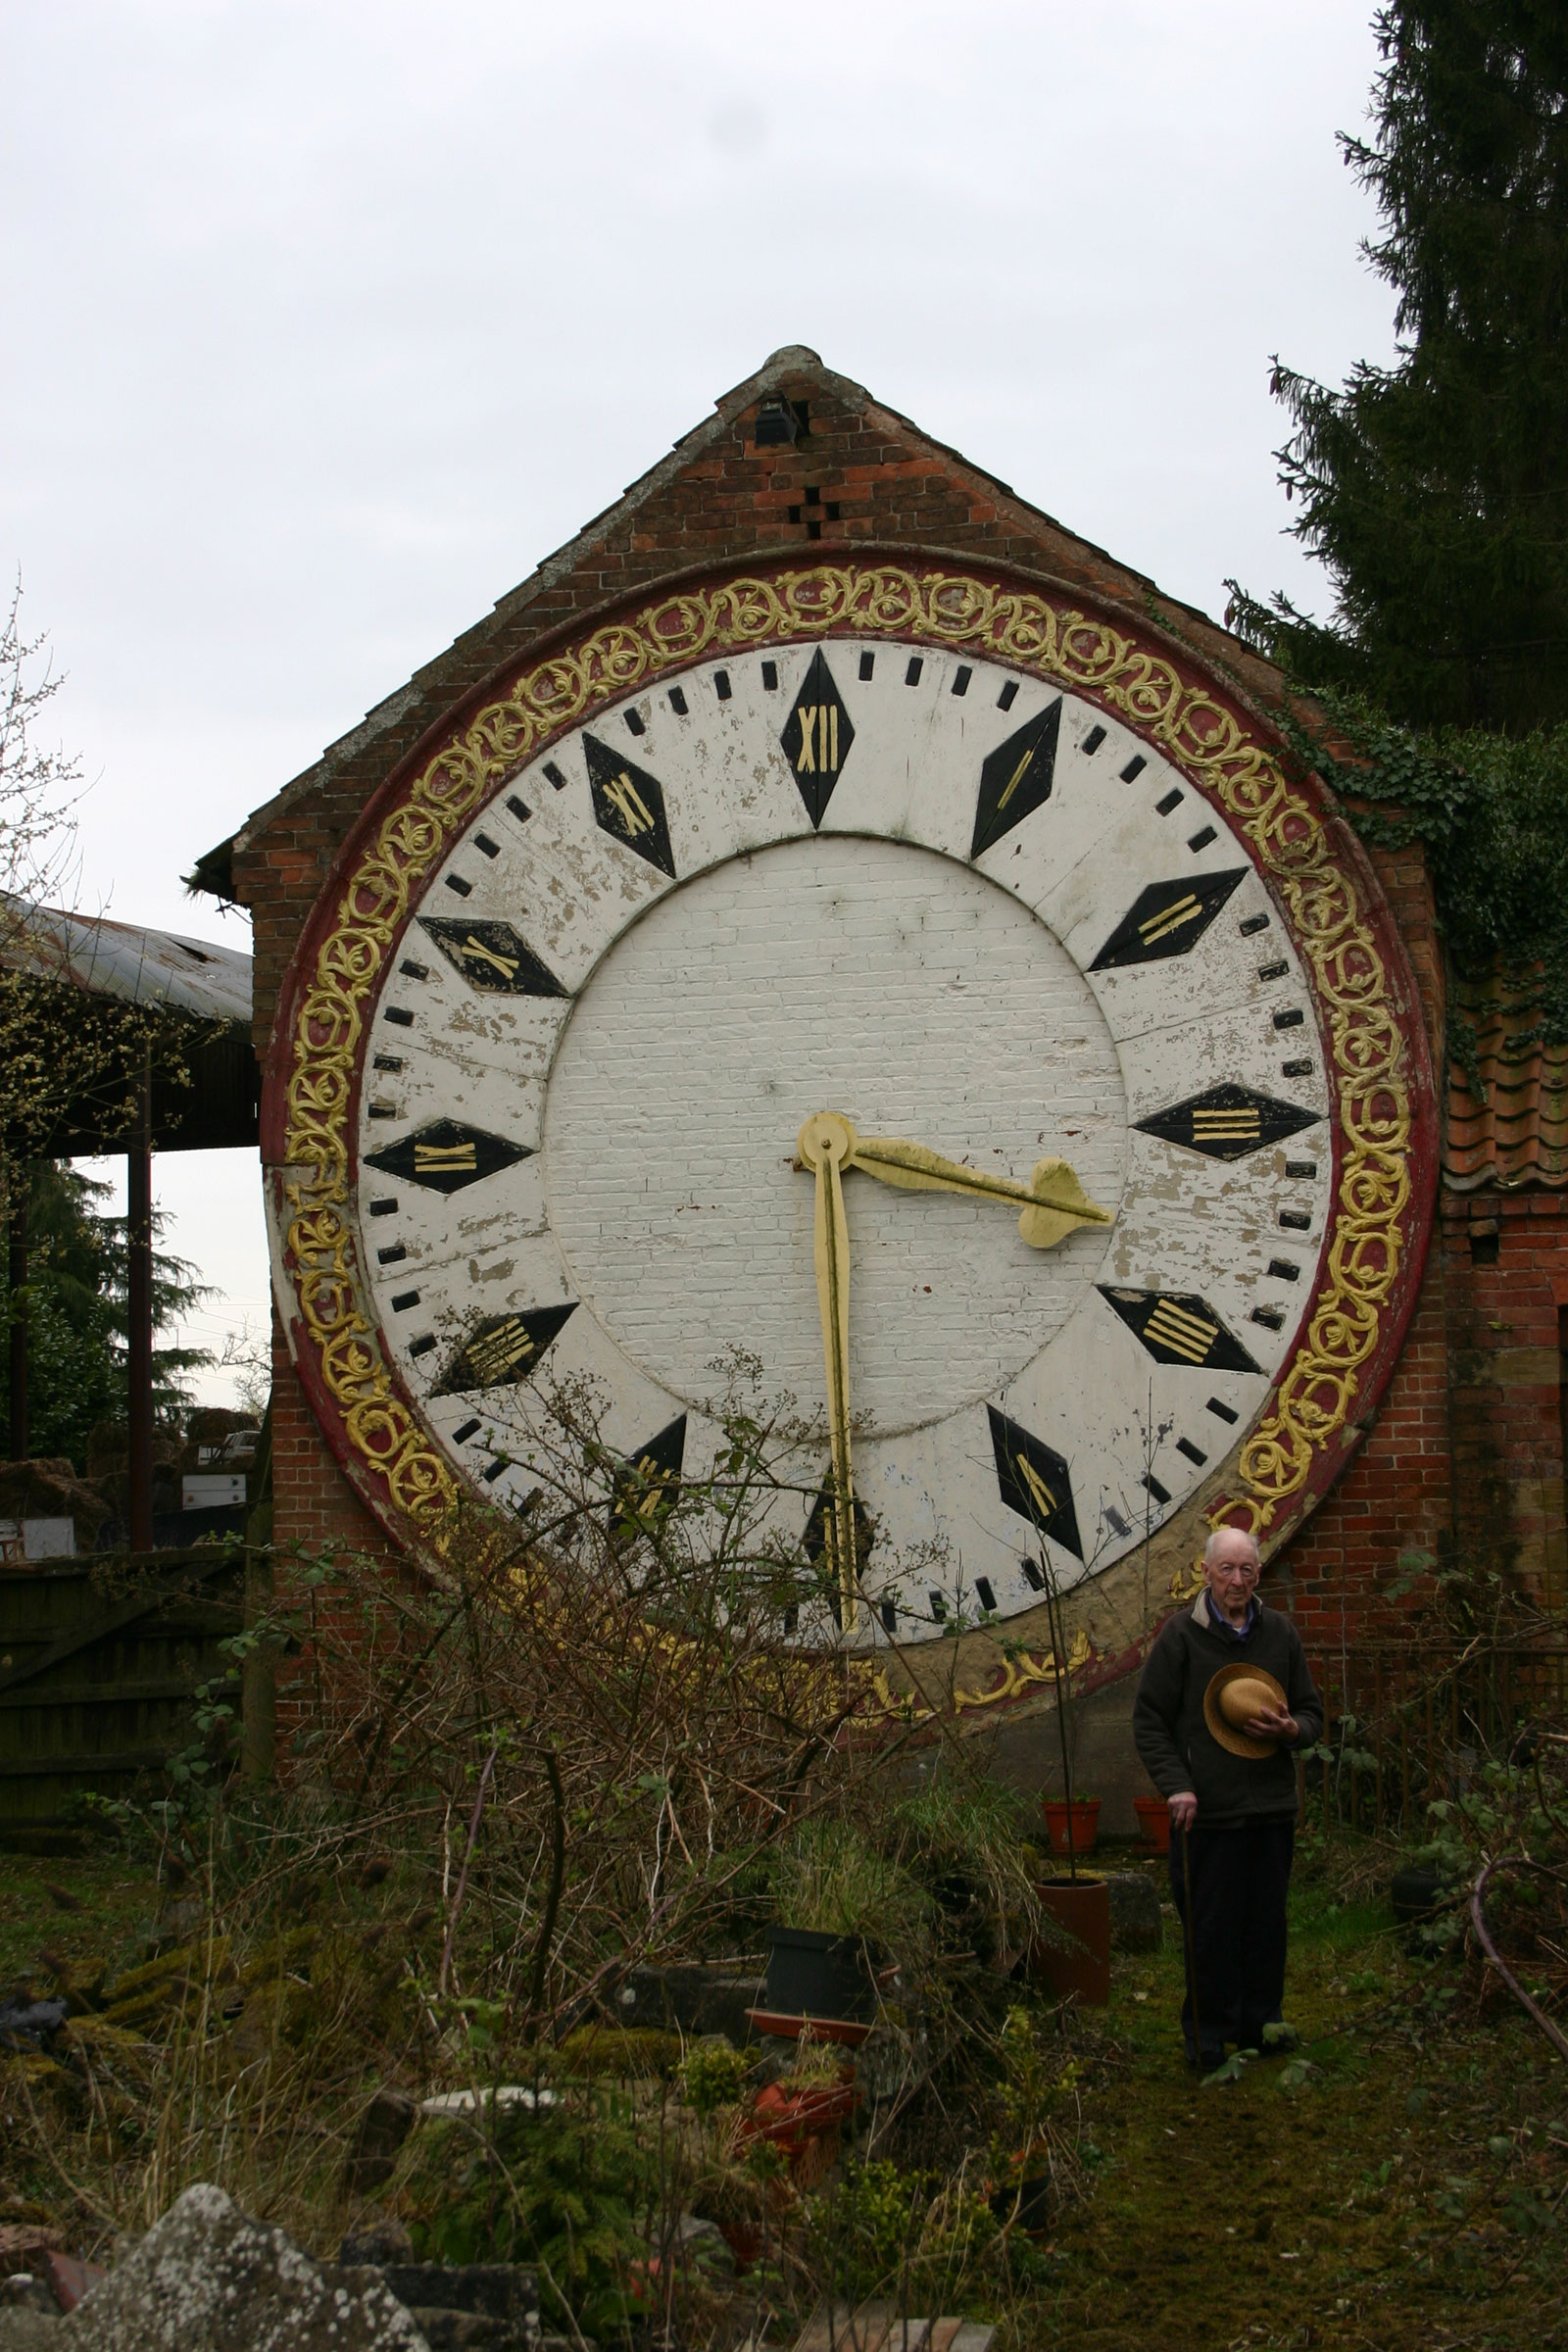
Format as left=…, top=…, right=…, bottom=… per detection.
left=399, top=959, right=428, bottom=981
left=452, top=1418, right=480, bottom=1446
left=1188, top=825, right=1217, bottom=852
left=1177, top=1437, right=1207, bottom=1466
left=391, top=1290, right=419, bottom=1312
left=543, top=761, right=568, bottom=791
left=952, top=665, right=972, bottom=696
left=1020, top=1555, right=1046, bottom=1592
left=714, top=670, right=732, bottom=700
left=974, top=1575, right=997, bottom=1612
left=1206, top=1396, right=1240, bottom=1424
left=760, top=662, right=777, bottom=692
left=906, top=658, right=924, bottom=686
left=443, top=873, right=472, bottom=897
left=1121, top=755, right=1148, bottom=782
left=859, top=652, right=875, bottom=681
left=998, top=680, right=1019, bottom=710
left=1144, top=1474, right=1171, bottom=1504
left=368, top=1198, right=398, bottom=1217
left=376, top=1244, right=407, bottom=1265
left=1240, top=912, right=1270, bottom=936
left=1082, top=723, right=1105, bottom=754
left=1281, top=1056, right=1313, bottom=1078
left=805, top=485, right=820, bottom=502
left=506, top=794, right=531, bottom=824
left=807, top=520, right=821, bottom=539
left=788, top=506, right=803, bottom=524
left=1470, top=1226, right=1500, bottom=1266
left=825, top=501, right=841, bottom=519
left=668, top=686, right=688, bottom=715
left=1156, top=788, right=1182, bottom=815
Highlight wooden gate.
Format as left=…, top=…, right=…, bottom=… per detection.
left=0, top=1544, right=245, bottom=1831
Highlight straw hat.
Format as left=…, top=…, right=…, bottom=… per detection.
left=1203, top=1662, right=1290, bottom=1760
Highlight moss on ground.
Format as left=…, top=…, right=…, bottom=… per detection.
left=1013, top=1862, right=1568, bottom=2350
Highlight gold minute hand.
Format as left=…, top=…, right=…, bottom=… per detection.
left=796, top=1112, right=858, bottom=1632
left=846, top=1124, right=1114, bottom=1251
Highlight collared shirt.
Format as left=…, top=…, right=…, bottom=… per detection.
left=1195, top=1588, right=1258, bottom=1644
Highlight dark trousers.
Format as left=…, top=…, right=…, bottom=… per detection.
left=1169, top=1815, right=1296, bottom=2059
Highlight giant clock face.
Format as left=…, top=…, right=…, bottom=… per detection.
left=270, top=564, right=1433, bottom=1679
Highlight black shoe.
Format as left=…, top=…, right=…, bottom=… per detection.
left=1185, top=2040, right=1225, bottom=2073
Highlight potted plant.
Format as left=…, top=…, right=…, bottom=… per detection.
left=1133, top=1794, right=1171, bottom=1853
left=758, top=1820, right=927, bottom=2036
left=1020, top=1537, right=1111, bottom=2006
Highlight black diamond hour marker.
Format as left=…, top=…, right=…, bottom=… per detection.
left=611, top=1414, right=688, bottom=1535
left=432, top=1302, right=577, bottom=1396
left=1091, top=869, right=1249, bottom=968
left=1098, top=1287, right=1261, bottom=1373
left=364, top=1118, right=531, bottom=1196
left=583, top=735, right=677, bottom=876
left=971, top=699, right=1062, bottom=858
left=419, top=917, right=569, bottom=998
left=987, top=1406, right=1083, bottom=1560
left=1135, top=1083, right=1323, bottom=1162
left=782, top=650, right=855, bottom=828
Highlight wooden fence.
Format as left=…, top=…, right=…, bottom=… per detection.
left=1301, top=1642, right=1568, bottom=1838
left=0, top=1543, right=245, bottom=1832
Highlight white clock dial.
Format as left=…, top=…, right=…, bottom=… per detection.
left=351, top=638, right=1332, bottom=1642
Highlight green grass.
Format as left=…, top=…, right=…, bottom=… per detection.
left=0, top=1843, right=165, bottom=1993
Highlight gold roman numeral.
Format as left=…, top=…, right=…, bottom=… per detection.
left=415, top=1140, right=478, bottom=1172
left=1190, top=1108, right=1261, bottom=1142
left=604, top=771, right=655, bottom=836
left=794, top=705, right=840, bottom=775
left=996, top=743, right=1037, bottom=811
left=461, top=934, right=519, bottom=981
left=1014, top=1451, right=1058, bottom=1523
left=465, top=1318, right=536, bottom=1384
left=1144, top=1298, right=1220, bottom=1362
left=1139, top=892, right=1207, bottom=945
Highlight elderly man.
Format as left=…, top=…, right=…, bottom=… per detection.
left=1132, top=1526, right=1322, bottom=2072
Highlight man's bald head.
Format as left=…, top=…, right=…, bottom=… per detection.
left=1203, top=1527, right=1260, bottom=1573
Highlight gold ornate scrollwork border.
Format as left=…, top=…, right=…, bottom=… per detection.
left=272, top=560, right=1433, bottom=1703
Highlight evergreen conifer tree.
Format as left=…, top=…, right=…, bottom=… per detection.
left=1256, top=3, right=1568, bottom=731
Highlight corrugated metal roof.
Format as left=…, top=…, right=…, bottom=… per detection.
left=0, top=896, right=250, bottom=1028
left=1446, top=967, right=1568, bottom=1191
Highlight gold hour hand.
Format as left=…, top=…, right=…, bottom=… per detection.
left=796, top=1111, right=858, bottom=1632
left=846, top=1127, right=1114, bottom=1250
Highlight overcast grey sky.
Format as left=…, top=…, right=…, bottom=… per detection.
left=1, top=0, right=1396, bottom=1404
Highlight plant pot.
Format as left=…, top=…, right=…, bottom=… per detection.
left=1133, top=1796, right=1172, bottom=1854
left=1391, top=1865, right=1455, bottom=1923
left=1040, top=1797, right=1102, bottom=1858
left=717, top=2219, right=765, bottom=2274
left=762, top=1925, right=870, bottom=2023
left=1030, top=1874, right=1110, bottom=2007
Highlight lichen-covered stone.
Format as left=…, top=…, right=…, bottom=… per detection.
left=60, top=2184, right=428, bottom=2351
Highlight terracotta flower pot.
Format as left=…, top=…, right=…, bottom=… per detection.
left=1031, top=1873, right=1110, bottom=2007
left=1134, top=1795, right=1172, bottom=1853
left=1040, top=1796, right=1101, bottom=1858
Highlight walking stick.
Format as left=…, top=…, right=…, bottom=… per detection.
left=1180, top=1819, right=1203, bottom=2065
